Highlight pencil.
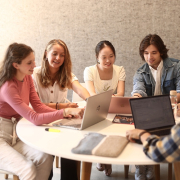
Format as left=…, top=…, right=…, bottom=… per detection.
left=64, top=97, right=71, bottom=103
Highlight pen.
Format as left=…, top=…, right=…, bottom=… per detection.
left=45, top=128, right=60, bottom=132
left=64, top=97, right=71, bottom=103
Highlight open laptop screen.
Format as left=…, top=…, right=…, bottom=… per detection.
left=130, top=95, right=175, bottom=130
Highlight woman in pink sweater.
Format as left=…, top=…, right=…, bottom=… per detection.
left=0, top=43, right=83, bottom=180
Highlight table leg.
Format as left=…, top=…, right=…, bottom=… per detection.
left=55, top=156, right=59, bottom=168
left=81, top=162, right=92, bottom=180
left=76, top=161, right=81, bottom=180
left=173, top=161, right=180, bottom=180
left=154, top=164, right=160, bottom=180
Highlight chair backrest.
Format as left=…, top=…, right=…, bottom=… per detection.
left=72, top=83, right=86, bottom=102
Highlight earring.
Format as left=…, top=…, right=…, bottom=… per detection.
left=97, top=59, right=100, bottom=64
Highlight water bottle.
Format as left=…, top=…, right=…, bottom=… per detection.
left=170, top=90, right=177, bottom=110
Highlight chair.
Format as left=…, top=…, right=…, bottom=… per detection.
left=0, top=169, right=19, bottom=180
left=72, top=83, right=86, bottom=102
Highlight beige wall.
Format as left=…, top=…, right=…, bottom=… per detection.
left=1, top=0, right=180, bottom=98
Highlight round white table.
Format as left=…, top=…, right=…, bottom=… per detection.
left=16, top=113, right=159, bottom=165
left=16, top=113, right=162, bottom=180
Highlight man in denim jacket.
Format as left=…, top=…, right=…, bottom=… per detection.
left=131, top=34, right=180, bottom=180
left=132, top=34, right=180, bottom=102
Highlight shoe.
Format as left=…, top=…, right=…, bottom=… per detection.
left=135, top=165, right=146, bottom=180
left=96, top=163, right=105, bottom=171
left=146, top=165, right=154, bottom=180
left=103, top=164, right=112, bottom=176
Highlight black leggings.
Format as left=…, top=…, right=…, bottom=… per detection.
left=61, top=158, right=78, bottom=180
left=48, top=157, right=78, bottom=180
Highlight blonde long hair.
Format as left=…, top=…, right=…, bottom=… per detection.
left=0, top=43, right=33, bottom=88
left=39, top=39, right=72, bottom=89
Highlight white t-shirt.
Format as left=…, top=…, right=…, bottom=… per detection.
left=84, top=64, right=126, bottom=94
left=32, top=66, right=78, bottom=103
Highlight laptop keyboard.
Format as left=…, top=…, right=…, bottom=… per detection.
left=52, top=119, right=82, bottom=129
left=62, top=123, right=81, bottom=128
left=150, top=128, right=171, bottom=136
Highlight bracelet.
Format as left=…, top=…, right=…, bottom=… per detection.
left=56, top=102, right=58, bottom=110
left=138, top=130, right=148, bottom=141
left=57, top=103, right=60, bottom=110
left=85, top=98, right=88, bottom=101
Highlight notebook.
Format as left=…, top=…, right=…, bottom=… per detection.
left=108, top=96, right=132, bottom=114
left=52, top=89, right=113, bottom=130
left=129, top=95, right=175, bottom=136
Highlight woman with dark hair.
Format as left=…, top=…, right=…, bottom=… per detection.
left=0, top=43, right=84, bottom=180
left=84, top=40, right=125, bottom=96
left=131, top=34, right=180, bottom=180
left=84, top=40, right=126, bottom=176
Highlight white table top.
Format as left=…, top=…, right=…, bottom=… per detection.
left=16, top=112, right=161, bottom=165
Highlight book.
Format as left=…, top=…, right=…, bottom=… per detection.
left=112, top=114, right=134, bottom=124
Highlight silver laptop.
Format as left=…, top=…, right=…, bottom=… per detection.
left=52, top=89, right=113, bottom=130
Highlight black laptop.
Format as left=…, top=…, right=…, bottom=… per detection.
left=129, top=95, right=175, bottom=136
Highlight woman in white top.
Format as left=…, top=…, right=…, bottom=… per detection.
left=84, top=41, right=126, bottom=96
left=84, top=40, right=126, bottom=176
left=32, top=39, right=90, bottom=110
left=32, top=39, right=90, bottom=180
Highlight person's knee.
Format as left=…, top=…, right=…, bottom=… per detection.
left=40, top=153, right=54, bottom=165
left=19, top=161, right=37, bottom=180
left=34, top=151, right=53, bottom=166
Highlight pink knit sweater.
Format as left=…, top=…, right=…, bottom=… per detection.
left=0, top=75, right=64, bottom=125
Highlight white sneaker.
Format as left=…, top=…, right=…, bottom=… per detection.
left=135, top=165, right=146, bottom=180
left=146, top=165, right=154, bottom=180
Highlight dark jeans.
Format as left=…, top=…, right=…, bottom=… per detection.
left=48, top=157, right=78, bottom=180
left=61, top=158, right=78, bottom=180
left=48, top=168, right=53, bottom=180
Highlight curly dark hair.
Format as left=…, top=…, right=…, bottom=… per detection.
left=139, top=34, right=169, bottom=61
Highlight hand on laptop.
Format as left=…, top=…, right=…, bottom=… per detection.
left=177, top=104, right=180, bottom=117
left=112, top=94, right=123, bottom=97
left=66, top=103, right=79, bottom=108
left=63, top=108, right=84, bottom=119
left=126, top=129, right=151, bottom=143
left=133, top=93, right=142, bottom=98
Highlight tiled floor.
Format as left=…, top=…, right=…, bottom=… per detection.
left=0, top=162, right=175, bottom=180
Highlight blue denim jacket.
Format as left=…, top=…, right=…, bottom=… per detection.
left=131, top=58, right=180, bottom=97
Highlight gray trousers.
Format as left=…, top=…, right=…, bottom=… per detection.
left=0, top=117, right=53, bottom=180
